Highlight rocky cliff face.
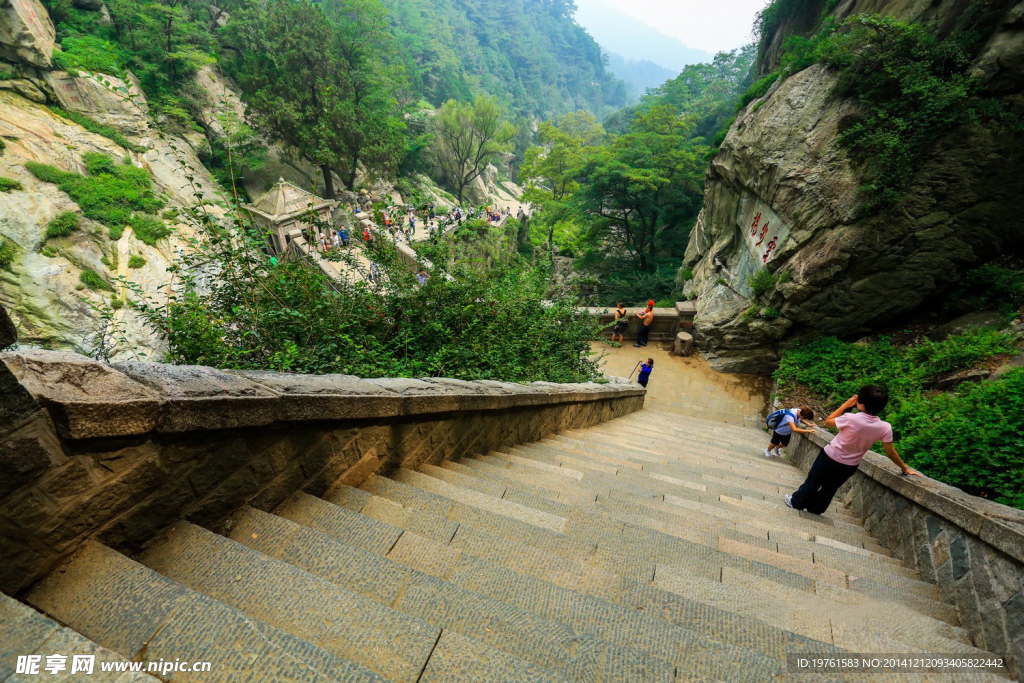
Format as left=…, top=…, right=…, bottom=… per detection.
left=683, top=0, right=1024, bottom=374
left=0, top=1, right=224, bottom=360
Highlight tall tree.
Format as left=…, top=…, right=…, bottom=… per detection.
left=226, top=0, right=404, bottom=197
left=433, top=96, right=515, bottom=206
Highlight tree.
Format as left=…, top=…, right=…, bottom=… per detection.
left=433, top=96, right=515, bottom=206
left=226, top=0, right=404, bottom=197
left=519, top=110, right=604, bottom=245
left=573, top=106, right=706, bottom=273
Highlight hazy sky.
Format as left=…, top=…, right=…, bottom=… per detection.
left=576, top=0, right=766, bottom=53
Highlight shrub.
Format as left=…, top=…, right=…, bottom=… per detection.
left=26, top=156, right=163, bottom=236
left=747, top=268, right=779, bottom=299
left=0, top=176, right=22, bottom=192
left=776, top=332, right=1023, bottom=507
left=80, top=268, right=112, bottom=291
left=128, top=213, right=171, bottom=246
left=45, top=212, right=81, bottom=239
left=110, top=297, right=124, bottom=310
left=128, top=254, right=146, bottom=269
left=946, top=265, right=1024, bottom=320
left=0, top=236, right=16, bottom=271
left=737, top=72, right=780, bottom=111
left=763, top=307, right=782, bottom=319
left=50, top=35, right=125, bottom=77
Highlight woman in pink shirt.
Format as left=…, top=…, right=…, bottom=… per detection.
left=786, top=385, right=920, bottom=514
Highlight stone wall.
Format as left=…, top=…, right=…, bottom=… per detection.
left=789, top=430, right=1024, bottom=675
left=0, top=349, right=645, bottom=595
left=585, top=302, right=696, bottom=342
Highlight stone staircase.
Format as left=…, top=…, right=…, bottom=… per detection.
left=7, top=408, right=1010, bottom=681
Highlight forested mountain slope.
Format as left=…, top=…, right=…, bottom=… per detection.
left=384, top=0, right=628, bottom=119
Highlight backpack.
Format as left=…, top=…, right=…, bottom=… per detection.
left=766, top=408, right=794, bottom=430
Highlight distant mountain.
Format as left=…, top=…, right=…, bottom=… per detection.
left=573, top=0, right=713, bottom=72
left=604, top=53, right=677, bottom=99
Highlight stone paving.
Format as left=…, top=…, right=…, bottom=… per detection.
left=7, top=350, right=1012, bottom=681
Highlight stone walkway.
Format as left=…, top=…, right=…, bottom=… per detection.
left=4, top=352, right=1010, bottom=681
left=594, top=340, right=770, bottom=427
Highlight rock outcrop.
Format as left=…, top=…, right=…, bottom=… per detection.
left=0, top=76, right=221, bottom=361
left=0, top=0, right=55, bottom=69
left=683, top=0, right=1024, bottom=374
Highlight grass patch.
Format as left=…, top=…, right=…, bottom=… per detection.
left=45, top=212, right=81, bottom=239
left=747, top=268, right=780, bottom=299
left=26, top=153, right=164, bottom=240
left=128, top=254, right=146, bottom=269
left=0, top=176, right=22, bottom=192
left=0, top=236, right=17, bottom=271
left=80, top=268, right=113, bottom=292
left=50, top=107, right=148, bottom=154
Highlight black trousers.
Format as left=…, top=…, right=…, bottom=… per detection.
left=636, top=325, right=651, bottom=346
left=790, top=449, right=859, bottom=515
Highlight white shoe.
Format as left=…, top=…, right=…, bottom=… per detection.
left=784, top=494, right=794, bottom=509
left=773, top=448, right=783, bottom=457
left=763, top=448, right=774, bottom=458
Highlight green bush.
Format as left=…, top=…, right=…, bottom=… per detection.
left=127, top=213, right=171, bottom=246
left=79, top=268, right=113, bottom=291
left=49, top=108, right=148, bottom=154
left=776, top=331, right=1022, bottom=507
left=128, top=254, right=146, bottom=269
left=891, top=369, right=1024, bottom=508
left=0, top=176, right=22, bottom=192
left=946, top=265, right=1024, bottom=320
left=26, top=156, right=163, bottom=236
left=0, top=236, right=16, bottom=271
left=763, top=307, right=782, bottom=319
left=747, top=268, right=780, bottom=299
left=51, top=36, right=125, bottom=77
left=737, top=72, right=780, bottom=111
left=45, top=212, right=81, bottom=239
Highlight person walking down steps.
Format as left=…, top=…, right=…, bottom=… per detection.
left=637, top=357, right=653, bottom=388
left=786, top=385, right=920, bottom=515
left=763, top=407, right=815, bottom=458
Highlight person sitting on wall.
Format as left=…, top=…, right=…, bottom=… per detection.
left=786, top=385, right=920, bottom=515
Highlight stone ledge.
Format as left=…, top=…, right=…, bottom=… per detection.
left=1, top=350, right=645, bottom=441
left=801, top=428, right=1024, bottom=566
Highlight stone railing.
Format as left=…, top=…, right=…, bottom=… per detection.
left=0, top=349, right=644, bottom=595
left=789, top=429, right=1024, bottom=673
left=586, top=302, right=697, bottom=345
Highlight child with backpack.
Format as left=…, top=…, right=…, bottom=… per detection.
left=764, top=406, right=816, bottom=458
left=786, top=385, right=920, bottom=514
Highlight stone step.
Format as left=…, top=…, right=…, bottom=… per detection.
left=654, top=563, right=981, bottom=657
left=24, top=541, right=387, bottom=682
left=272, top=496, right=792, bottom=681
left=402, top=461, right=827, bottom=595
left=234, top=505, right=675, bottom=682
left=505, top=444, right=879, bottom=551
left=555, top=431, right=805, bottom=488
left=0, top=593, right=160, bottom=683
left=323, top=486, right=866, bottom=672
left=139, top=521, right=440, bottom=682
left=391, top=467, right=569, bottom=533
left=506, top=444, right=882, bottom=549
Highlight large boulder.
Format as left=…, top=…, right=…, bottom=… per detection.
left=0, top=0, right=56, bottom=69
left=683, top=2, right=1024, bottom=374
left=45, top=70, right=151, bottom=136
